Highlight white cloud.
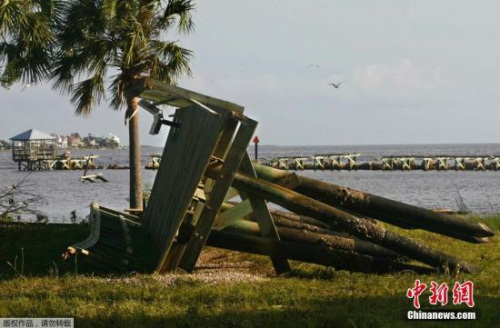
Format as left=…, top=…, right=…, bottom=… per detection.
left=349, top=59, right=447, bottom=103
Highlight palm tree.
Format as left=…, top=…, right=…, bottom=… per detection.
left=0, top=0, right=58, bottom=87
left=51, top=0, right=194, bottom=211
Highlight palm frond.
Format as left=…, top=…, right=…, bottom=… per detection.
left=160, top=0, right=195, bottom=33
left=122, top=17, right=148, bottom=69
left=70, top=75, right=105, bottom=116
left=0, top=42, right=21, bottom=87
left=101, top=0, right=117, bottom=22
left=50, top=54, right=75, bottom=94
left=0, top=0, right=57, bottom=86
left=109, top=73, right=127, bottom=110
left=0, top=0, right=23, bottom=35
left=149, top=39, right=192, bottom=81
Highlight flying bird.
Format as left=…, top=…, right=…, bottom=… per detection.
left=328, top=82, right=341, bottom=89
left=307, top=64, right=320, bottom=69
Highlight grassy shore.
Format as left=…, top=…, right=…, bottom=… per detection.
left=1, top=216, right=499, bottom=327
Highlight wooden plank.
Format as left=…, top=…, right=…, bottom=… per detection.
left=99, top=205, right=140, bottom=223
left=213, top=198, right=253, bottom=230
left=177, top=119, right=257, bottom=272
left=212, top=115, right=240, bottom=160
left=239, top=153, right=291, bottom=274
left=224, top=187, right=240, bottom=201
left=142, top=105, right=226, bottom=272
left=159, top=244, right=187, bottom=272
left=70, top=203, right=102, bottom=250
left=143, top=79, right=245, bottom=113
left=80, top=173, right=108, bottom=183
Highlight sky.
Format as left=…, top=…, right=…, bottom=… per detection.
left=1, top=0, right=500, bottom=146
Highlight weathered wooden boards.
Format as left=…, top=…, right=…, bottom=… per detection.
left=64, top=204, right=140, bottom=270
left=176, top=120, right=259, bottom=272
left=143, top=105, right=226, bottom=272
left=140, top=79, right=288, bottom=274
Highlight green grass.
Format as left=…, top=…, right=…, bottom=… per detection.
left=1, top=221, right=499, bottom=327
left=466, top=213, right=500, bottom=231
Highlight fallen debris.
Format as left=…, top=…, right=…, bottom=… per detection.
left=80, top=173, right=109, bottom=183
left=65, top=79, right=493, bottom=277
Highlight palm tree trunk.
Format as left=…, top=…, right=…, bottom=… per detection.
left=128, top=97, right=143, bottom=211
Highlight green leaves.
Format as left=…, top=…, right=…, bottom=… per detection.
left=149, top=40, right=192, bottom=82
left=0, top=0, right=57, bottom=87
left=161, top=0, right=194, bottom=33
left=50, top=0, right=194, bottom=114
left=0, top=0, right=194, bottom=113
left=70, top=74, right=105, bottom=116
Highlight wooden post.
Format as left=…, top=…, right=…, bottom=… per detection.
left=239, top=153, right=291, bottom=274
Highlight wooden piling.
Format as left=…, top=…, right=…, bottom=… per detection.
left=206, top=230, right=435, bottom=275
left=207, top=167, right=480, bottom=273
left=253, top=164, right=494, bottom=243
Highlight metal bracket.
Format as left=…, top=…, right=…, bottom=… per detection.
left=139, top=100, right=180, bottom=135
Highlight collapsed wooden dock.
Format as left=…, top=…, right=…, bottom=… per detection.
left=65, top=79, right=494, bottom=276
left=263, top=154, right=500, bottom=171
left=147, top=153, right=500, bottom=172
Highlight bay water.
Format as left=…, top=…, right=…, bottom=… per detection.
left=1, top=143, right=499, bottom=222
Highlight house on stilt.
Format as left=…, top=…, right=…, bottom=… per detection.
left=10, top=129, right=57, bottom=170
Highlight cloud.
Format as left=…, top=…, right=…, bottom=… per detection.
left=348, top=59, right=447, bottom=105
left=181, top=60, right=450, bottom=111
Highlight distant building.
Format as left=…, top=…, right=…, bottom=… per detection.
left=50, top=133, right=68, bottom=149
left=108, top=133, right=120, bottom=146
left=101, top=133, right=120, bottom=148
left=67, top=134, right=83, bottom=148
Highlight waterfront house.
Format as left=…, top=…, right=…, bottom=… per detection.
left=50, top=133, right=68, bottom=149
left=67, top=134, right=83, bottom=148
left=10, top=129, right=57, bottom=170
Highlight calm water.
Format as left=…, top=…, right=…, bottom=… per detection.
left=1, top=143, right=500, bottom=222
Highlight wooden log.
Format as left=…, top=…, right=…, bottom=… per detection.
left=221, top=203, right=354, bottom=239
left=272, top=215, right=348, bottom=237
left=206, top=167, right=480, bottom=273
left=224, top=220, right=403, bottom=261
left=253, top=164, right=494, bottom=243
left=269, top=209, right=332, bottom=230
left=206, top=230, right=435, bottom=275
left=221, top=203, right=349, bottom=236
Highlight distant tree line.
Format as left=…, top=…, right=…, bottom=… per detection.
left=0, top=140, right=11, bottom=149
